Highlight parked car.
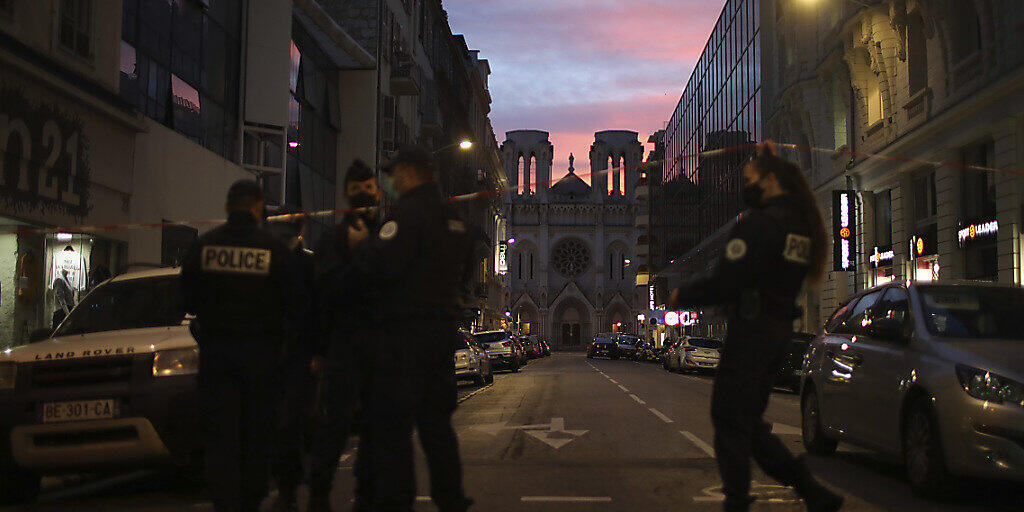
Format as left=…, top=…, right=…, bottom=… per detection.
left=586, top=334, right=619, bottom=359
left=0, top=268, right=201, bottom=504
left=801, top=281, right=1024, bottom=497
left=473, top=330, right=522, bottom=372
left=614, top=334, right=641, bottom=360
left=665, top=336, right=722, bottom=372
left=455, top=333, right=493, bottom=386
left=519, top=335, right=542, bottom=359
left=775, top=332, right=814, bottom=392
left=539, top=340, right=552, bottom=356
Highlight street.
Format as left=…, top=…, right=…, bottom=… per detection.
left=8, top=353, right=1022, bottom=511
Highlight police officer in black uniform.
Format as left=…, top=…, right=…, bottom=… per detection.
left=267, top=204, right=317, bottom=512
left=181, top=180, right=305, bottom=512
left=347, top=146, right=474, bottom=512
left=669, top=143, right=843, bottom=512
left=307, top=160, right=383, bottom=512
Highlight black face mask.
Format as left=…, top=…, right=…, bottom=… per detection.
left=348, top=192, right=379, bottom=219
left=742, top=178, right=766, bottom=208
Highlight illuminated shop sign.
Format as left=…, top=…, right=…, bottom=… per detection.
left=497, top=242, right=508, bottom=275
left=868, top=245, right=894, bottom=267
left=649, top=284, right=655, bottom=310
left=664, top=310, right=698, bottom=327
left=957, top=219, right=998, bottom=247
left=832, top=191, right=857, bottom=271
left=908, top=225, right=938, bottom=260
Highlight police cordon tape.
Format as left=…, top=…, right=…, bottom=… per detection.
left=2, top=140, right=1021, bottom=237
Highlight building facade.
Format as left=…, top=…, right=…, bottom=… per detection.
left=503, top=130, right=642, bottom=349
left=656, top=0, right=767, bottom=336
left=766, top=0, right=1024, bottom=330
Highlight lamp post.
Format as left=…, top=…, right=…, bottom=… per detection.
left=432, top=139, right=474, bottom=155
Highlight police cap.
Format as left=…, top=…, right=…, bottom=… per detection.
left=382, top=145, right=436, bottom=177
left=226, top=179, right=264, bottom=206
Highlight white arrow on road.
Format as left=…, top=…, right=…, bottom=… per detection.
left=472, top=417, right=589, bottom=449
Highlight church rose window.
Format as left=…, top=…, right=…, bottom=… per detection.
left=552, top=239, right=591, bottom=277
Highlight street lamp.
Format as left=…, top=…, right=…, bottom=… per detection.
left=432, top=139, right=474, bottom=154
left=623, top=258, right=631, bottom=266
left=459, top=140, right=474, bottom=150
left=507, top=237, right=516, bottom=244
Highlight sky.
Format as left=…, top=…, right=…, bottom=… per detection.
left=444, top=0, right=724, bottom=184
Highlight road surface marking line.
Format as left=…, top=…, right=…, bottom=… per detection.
left=617, top=384, right=629, bottom=392
left=648, top=408, right=674, bottom=423
left=608, top=378, right=619, bottom=384
left=339, top=453, right=351, bottom=463
left=680, top=430, right=716, bottom=457
left=415, top=497, right=432, bottom=502
left=629, top=394, right=646, bottom=405
left=521, top=497, right=613, bottom=503
left=457, top=382, right=493, bottom=404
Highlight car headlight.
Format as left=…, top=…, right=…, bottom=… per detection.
left=956, top=364, right=1024, bottom=407
left=152, top=348, right=199, bottom=377
left=0, top=362, right=16, bottom=390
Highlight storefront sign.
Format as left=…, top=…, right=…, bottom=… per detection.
left=957, top=219, right=998, bottom=247
left=908, top=225, right=938, bottom=260
left=832, top=191, right=857, bottom=271
left=664, top=310, right=698, bottom=327
left=497, top=241, right=508, bottom=275
left=1, top=86, right=91, bottom=217
left=869, top=245, right=894, bottom=267
left=648, top=284, right=656, bottom=310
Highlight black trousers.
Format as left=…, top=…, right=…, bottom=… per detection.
left=364, top=321, right=470, bottom=512
left=308, top=327, right=372, bottom=506
left=271, top=352, right=314, bottom=499
left=710, top=320, right=804, bottom=510
left=199, top=347, right=279, bottom=512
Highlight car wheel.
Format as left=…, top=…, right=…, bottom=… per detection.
left=486, top=370, right=494, bottom=384
left=0, top=466, right=40, bottom=505
left=511, top=362, right=520, bottom=373
left=903, top=398, right=954, bottom=499
left=801, top=386, right=838, bottom=456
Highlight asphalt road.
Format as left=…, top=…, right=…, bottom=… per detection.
left=6, top=353, right=1023, bottom=511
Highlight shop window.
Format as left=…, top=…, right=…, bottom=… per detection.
left=59, top=0, right=93, bottom=59
left=961, top=143, right=996, bottom=220
left=907, top=13, right=929, bottom=94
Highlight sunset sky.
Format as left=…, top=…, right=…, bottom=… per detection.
left=445, top=0, right=724, bottom=184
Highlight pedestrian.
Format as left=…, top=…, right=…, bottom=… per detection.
left=347, top=145, right=474, bottom=512
left=669, top=142, right=843, bottom=512
left=267, top=204, right=317, bottom=512
left=181, top=180, right=305, bottom=512
left=306, top=159, right=383, bottom=512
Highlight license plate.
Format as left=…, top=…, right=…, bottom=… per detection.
left=41, top=399, right=119, bottom=423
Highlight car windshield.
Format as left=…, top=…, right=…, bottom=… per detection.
left=918, top=285, right=1024, bottom=340
left=474, top=332, right=509, bottom=344
left=687, top=338, right=722, bottom=349
left=594, top=337, right=615, bottom=344
left=55, top=277, right=185, bottom=337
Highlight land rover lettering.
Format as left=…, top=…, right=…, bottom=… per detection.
left=201, top=246, right=272, bottom=275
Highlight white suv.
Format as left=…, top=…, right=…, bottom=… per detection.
left=0, top=268, right=201, bottom=504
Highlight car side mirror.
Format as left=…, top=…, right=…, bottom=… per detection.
left=868, top=317, right=906, bottom=342
left=29, top=328, right=53, bottom=343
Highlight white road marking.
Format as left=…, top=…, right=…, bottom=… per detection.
left=415, top=496, right=432, bottom=502
left=473, top=417, right=588, bottom=449
left=457, top=382, right=493, bottom=404
left=629, top=394, right=646, bottom=405
left=339, top=453, right=351, bottom=463
left=617, top=384, right=629, bottom=392
left=773, top=423, right=802, bottom=436
left=521, top=496, right=613, bottom=503
left=608, top=378, right=619, bottom=384
left=680, top=430, right=716, bottom=457
left=648, top=407, right=674, bottom=423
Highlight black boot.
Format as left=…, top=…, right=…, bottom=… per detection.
left=722, top=495, right=754, bottom=512
left=792, top=460, right=843, bottom=512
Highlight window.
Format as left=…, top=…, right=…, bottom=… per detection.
left=866, top=82, right=882, bottom=125
left=950, top=2, right=982, bottom=63
left=59, top=0, right=93, bottom=59
left=839, top=290, right=883, bottom=334
left=824, top=297, right=859, bottom=333
left=961, top=143, right=996, bottom=220
left=120, top=0, right=242, bottom=160
left=869, top=287, right=910, bottom=331
left=913, top=170, right=937, bottom=222
left=907, top=13, right=929, bottom=94
left=874, top=190, right=892, bottom=247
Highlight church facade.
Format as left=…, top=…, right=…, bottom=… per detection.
left=501, top=130, right=642, bottom=350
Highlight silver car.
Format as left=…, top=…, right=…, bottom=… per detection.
left=665, top=336, right=722, bottom=372
left=472, top=330, right=521, bottom=372
left=454, top=332, right=493, bottom=386
left=801, top=281, right=1024, bottom=497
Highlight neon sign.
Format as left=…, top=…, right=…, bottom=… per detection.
left=832, top=191, right=858, bottom=271
left=664, top=310, right=698, bottom=327
left=957, top=219, right=998, bottom=247
left=869, top=246, right=894, bottom=267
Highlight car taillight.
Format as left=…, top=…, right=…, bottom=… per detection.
left=502, top=341, right=513, bottom=347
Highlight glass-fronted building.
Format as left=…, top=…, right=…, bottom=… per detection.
left=663, top=0, right=763, bottom=246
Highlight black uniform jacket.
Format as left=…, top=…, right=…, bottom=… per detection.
left=354, top=182, right=474, bottom=319
left=673, top=195, right=812, bottom=322
left=181, top=212, right=306, bottom=346
left=312, top=212, right=381, bottom=352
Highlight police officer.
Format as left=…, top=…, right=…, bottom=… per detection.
left=307, top=160, right=383, bottom=512
left=669, top=143, right=843, bottom=512
left=267, top=204, right=317, bottom=512
left=348, top=146, right=474, bottom=512
left=181, top=180, right=305, bottom=512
